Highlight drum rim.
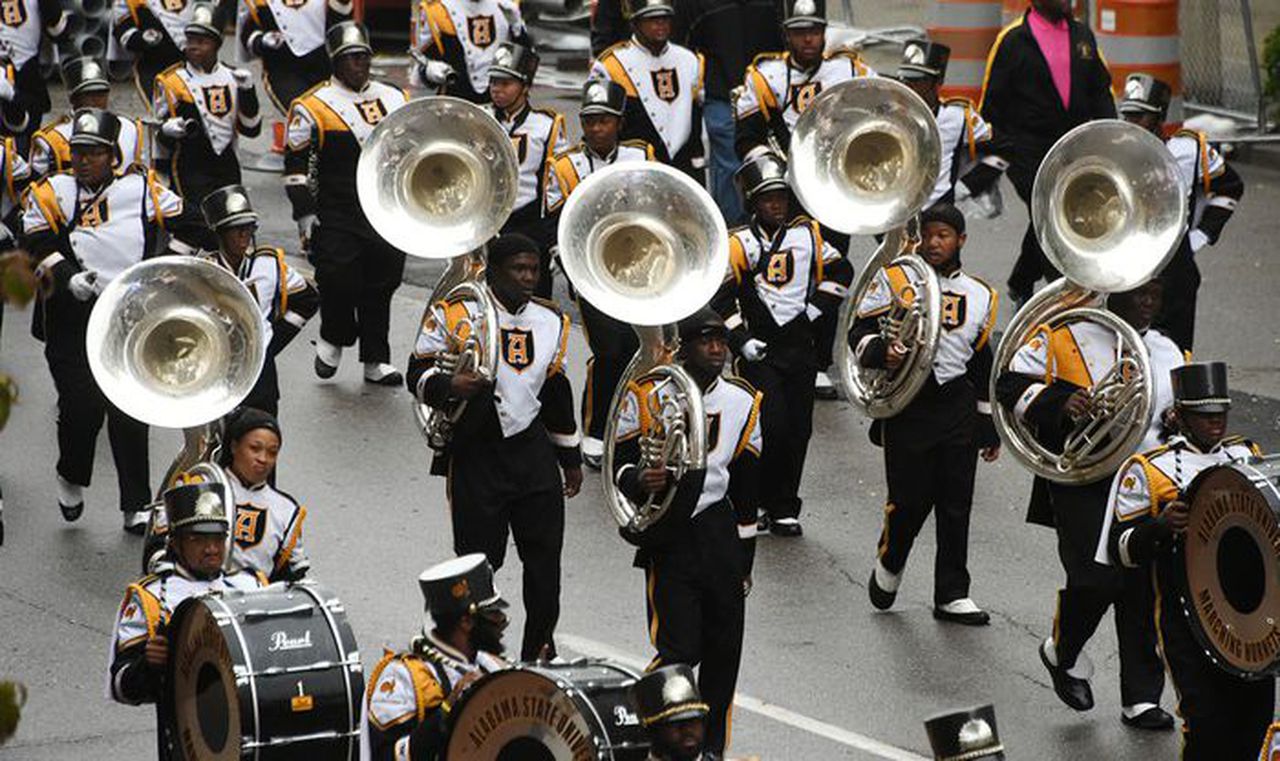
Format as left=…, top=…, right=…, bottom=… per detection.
left=291, top=581, right=362, bottom=756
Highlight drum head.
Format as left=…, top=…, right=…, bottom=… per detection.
left=1182, top=462, right=1280, bottom=677
left=170, top=599, right=243, bottom=760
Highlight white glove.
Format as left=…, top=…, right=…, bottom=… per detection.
left=1189, top=229, right=1210, bottom=253
left=741, top=338, right=768, bottom=362
left=141, top=28, right=164, bottom=48
left=68, top=270, right=99, bottom=301
left=160, top=117, right=190, bottom=139
left=260, top=31, right=286, bottom=50
left=805, top=303, right=823, bottom=322
left=419, top=60, right=456, bottom=87
left=297, top=214, right=319, bottom=241
left=0, top=77, right=12, bottom=102
left=230, top=68, right=254, bottom=89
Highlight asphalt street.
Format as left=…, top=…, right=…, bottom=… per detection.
left=1, top=51, right=1279, bottom=760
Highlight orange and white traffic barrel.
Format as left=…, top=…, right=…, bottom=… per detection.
left=928, top=1, right=1003, bottom=102
left=1093, top=0, right=1181, bottom=120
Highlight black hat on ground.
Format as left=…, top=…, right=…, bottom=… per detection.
left=1119, top=73, right=1172, bottom=117
left=325, top=21, right=372, bottom=59
left=782, top=0, right=826, bottom=28
left=631, top=664, right=709, bottom=727
left=201, top=185, right=259, bottom=231
left=898, top=39, right=950, bottom=81
left=69, top=107, right=121, bottom=148
left=164, top=482, right=230, bottom=536
left=490, top=42, right=540, bottom=84
left=1172, top=362, right=1230, bottom=414
left=623, top=0, right=674, bottom=20
left=924, top=704, right=1005, bottom=760
left=735, top=150, right=788, bottom=202
left=419, top=554, right=508, bottom=625
left=61, top=57, right=110, bottom=97
left=581, top=79, right=627, bottom=117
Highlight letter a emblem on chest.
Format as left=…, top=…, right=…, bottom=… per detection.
left=233, top=505, right=267, bottom=548
left=501, top=327, right=534, bottom=371
left=357, top=99, right=388, bottom=125
left=705, top=411, right=721, bottom=452
left=940, top=293, right=967, bottom=330
left=468, top=15, right=495, bottom=47
left=79, top=197, right=110, bottom=228
left=0, top=0, right=28, bottom=27
left=203, top=85, right=232, bottom=117
left=651, top=69, right=679, bottom=102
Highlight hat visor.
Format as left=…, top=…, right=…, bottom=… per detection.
left=746, top=178, right=789, bottom=199
left=643, top=702, right=710, bottom=726
left=1177, top=400, right=1231, bottom=414
left=580, top=105, right=623, bottom=117
left=476, top=594, right=510, bottom=611
left=69, top=135, right=115, bottom=148
left=176, top=520, right=229, bottom=535
left=185, top=25, right=222, bottom=39
left=488, top=67, right=528, bottom=83
left=332, top=43, right=373, bottom=58
left=631, top=6, right=674, bottom=18
left=212, top=211, right=259, bottom=230
left=1119, top=100, right=1164, bottom=115
left=70, top=82, right=111, bottom=96
left=782, top=17, right=826, bottom=28
left=897, top=65, right=940, bottom=80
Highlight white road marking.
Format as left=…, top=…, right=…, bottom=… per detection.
left=557, top=632, right=929, bottom=761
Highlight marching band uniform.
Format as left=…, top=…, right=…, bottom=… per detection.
left=200, top=185, right=318, bottom=416
left=995, top=286, right=1179, bottom=721
left=632, top=664, right=713, bottom=761
left=108, top=481, right=266, bottom=761
left=286, top=22, right=408, bottom=384
left=979, top=5, right=1115, bottom=304
left=238, top=0, right=353, bottom=113
left=407, top=236, right=582, bottom=661
left=362, top=554, right=509, bottom=761
left=714, top=151, right=849, bottom=536
left=112, top=0, right=196, bottom=106
left=612, top=309, right=760, bottom=756
left=24, top=109, right=182, bottom=526
left=152, top=3, right=261, bottom=253
left=0, top=0, right=69, bottom=147
left=544, top=80, right=654, bottom=466
left=0, top=134, right=27, bottom=244
left=733, top=0, right=874, bottom=160
left=224, top=469, right=309, bottom=582
left=30, top=57, right=147, bottom=181
left=850, top=205, right=998, bottom=621
left=410, top=0, right=529, bottom=103
left=1101, top=363, right=1270, bottom=759
left=1118, top=74, right=1243, bottom=353
left=490, top=43, right=568, bottom=296
left=895, top=40, right=1009, bottom=213
left=589, top=0, right=706, bottom=181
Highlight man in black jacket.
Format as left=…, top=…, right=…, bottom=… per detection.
left=979, top=0, right=1115, bottom=307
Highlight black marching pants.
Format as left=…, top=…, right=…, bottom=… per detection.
left=739, top=359, right=815, bottom=521
left=1048, top=480, right=1164, bottom=705
left=642, top=503, right=747, bottom=755
left=578, top=298, right=637, bottom=441
left=1007, top=164, right=1060, bottom=298
left=448, top=426, right=565, bottom=662
left=262, top=48, right=331, bottom=114
left=44, top=296, right=150, bottom=511
left=876, top=382, right=978, bottom=605
left=311, top=226, right=406, bottom=364
left=1155, top=241, right=1200, bottom=353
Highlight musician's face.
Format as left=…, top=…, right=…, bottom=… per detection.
left=1109, top=281, right=1163, bottom=332
left=634, top=16, right=672, bottom=47
left=72, top=144, right=114, bottom=186
left=651, top=717, right=705, bottom=761
left=184, top=33, right=220, bottom=70
left=489, top=77, right=528, bottom=113
left=218, top=223, right=256, bottom=260
left=1180, top=409, right=1228, bottom=449
left=786, top=25, right=826, bottom=67
left=752, top=188, right=790, bottom=228
left=489, top=251, right=540, bottom=306
left=1122, top=110, right=1164, bottom=137
left=470, top=608, right=508, bottom=655
left=684, top=332, right=728, bottom=377
left=230, top=427, right=280, bottom=487
left=903, top=76, right=939, bottom=111
left=920, top=221, right=964, bottom=272
left=334, top=51, right=371, bottom=91
left=177, top=532, right=227, bottom=578
left=581, top=113, right=622, bottom=156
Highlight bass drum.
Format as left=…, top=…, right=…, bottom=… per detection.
left=445, top=660, right=650, bottom=760
left=167, top=581, right=364, bottom=760
left=1176, top=455, right=1280, bottom=679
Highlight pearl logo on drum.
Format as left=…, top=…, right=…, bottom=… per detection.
left=268, top=630, right=314, bottom=652
left=612, top=705, right=639, bottom=727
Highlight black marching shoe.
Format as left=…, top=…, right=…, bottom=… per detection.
left=363, top=363, right=403, bottom=387
left=868, top=569, right=897, bottom=611
left=770, top=517, right=803, bottom=537
left=59, top=501, right=84, bottom=522
left=932, top=598, right=991, bottom=626
left=1039, top=638, right=1094, bottom=711
left=1121, top=706, right=1174, bottom=731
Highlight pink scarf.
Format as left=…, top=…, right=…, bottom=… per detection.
left=1027, top=7, right=1072, bottom=109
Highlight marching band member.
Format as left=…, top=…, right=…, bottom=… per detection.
left=544, top=79, right=654, bottom=469
left=238, top=0, right=353, bottom=113
left=30, top=57, right=147, bottom=181
left=0, top=0, right=69, bottom=148
left=286, top=21, right=408, bottom=386
left=713, top=150, right=850, bottom=537
left=1101, top=362, right=1270, bottom=758
left=895, top=40, right=1009, bottom=215
left=589, top=0, right=706, bottom=181
left=407, top=234, right=583, bottom=661
left=612, top=307, right=760, bottom=757
left=632, top=664, right=713, bottom=761
left=24, top=108, right=182, bottom=533
left=200, top=184, right=319, bottom=416
left=979, top=0, right=1116, bottom=309
left=490, top=42, right=567, bottom=297
left=733, top=0, right=874, bottom=160
left=0, top=132, right=27, bottom=246
left=152, top=2, right=261, bottom=253
left=410, top=0, right=529, bottom=103
left=1118, top=73, right=1244, bottom=353
left=850, top=204, right=1000, bottom=623
left=995, top=279, right=1179, bottom=727
left=112, top=0, right=197, bottom=106
left=108, top=481, right=266, bottom=760
left=362, top=554, right=508, bottom=761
